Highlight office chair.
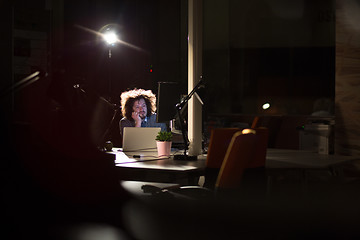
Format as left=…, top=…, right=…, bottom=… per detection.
left=203, top=128, right=242, bottom=189
left=169, top=129, right=258, bottom=200
left=239, top=127, right=269, bottom=197
left=248, top=127, right=269, bottom=168
left=215, top=131, right=257, bottom=189
left=204, top=127, right=269, bottom=188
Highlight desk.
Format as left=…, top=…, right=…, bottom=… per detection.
left=266, top=148, right=357, bottom=169
left=109, top=148, right=206, bottom=184
left=265, top=148, right=360, bottom=195
left=109, top=148, right=359, bottom=186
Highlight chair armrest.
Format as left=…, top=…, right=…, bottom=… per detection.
left=169, top=186, right=214, bottom=200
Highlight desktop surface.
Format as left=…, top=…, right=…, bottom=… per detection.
left=107, top=148, right=206, bottom=184
left=106, top=147, right=359, bottom=185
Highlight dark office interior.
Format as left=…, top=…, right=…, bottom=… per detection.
left=1, top=0, right=360, bottom=239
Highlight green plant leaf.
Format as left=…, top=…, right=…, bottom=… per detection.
left=155, top=131, right=172, bottom=141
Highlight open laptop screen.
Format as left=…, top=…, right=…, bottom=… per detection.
left=122, top=127, right=161, bottom=152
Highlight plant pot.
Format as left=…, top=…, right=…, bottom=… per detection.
left=156, top=141, right=172, bottom=157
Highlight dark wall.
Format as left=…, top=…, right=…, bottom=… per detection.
left=61, top=0, right=185, bottom=105
left=203, top=0, right=335, bottom=116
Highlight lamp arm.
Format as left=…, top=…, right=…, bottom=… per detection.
left=177, top=76, right=204, bottom=109
left=175, top=104, right=189, bottom=156
left=173, top=76, right=204, bottom=159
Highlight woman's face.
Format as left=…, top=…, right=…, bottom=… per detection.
left=132, top=98, right=147, bottom=119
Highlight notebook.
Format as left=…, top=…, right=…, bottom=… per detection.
left=122, top=127, right=161, bottom=152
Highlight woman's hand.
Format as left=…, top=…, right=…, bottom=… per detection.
left=132, top=111, right=142, bottom=127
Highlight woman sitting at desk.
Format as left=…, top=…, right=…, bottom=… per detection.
left=119, top=88, right=166, bottom=137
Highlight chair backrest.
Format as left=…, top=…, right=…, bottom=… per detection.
left=206, top=128, right=241, bottom=168
left=203, top=128, right=241, bottom=189
left=215, top=132, right=257, bottom=189
left=247, top=127, right=269, bottom=168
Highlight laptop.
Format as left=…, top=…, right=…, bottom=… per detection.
left=122, top=127, right=161, bottom=152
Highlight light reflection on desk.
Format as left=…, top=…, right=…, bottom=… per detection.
left=108, top=147, right=207, bottom=171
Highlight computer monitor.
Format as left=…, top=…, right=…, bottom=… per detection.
left=156, top=82, right=181, bottom=123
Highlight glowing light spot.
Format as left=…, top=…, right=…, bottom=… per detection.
left=262, top=103, right=270, bottom=110
left=103, top=32, right=118, bottom=45
left=242, top=129, right=256, bottom=135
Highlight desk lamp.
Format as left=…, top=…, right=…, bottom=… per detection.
left=173, top=76, right=204, bottom=160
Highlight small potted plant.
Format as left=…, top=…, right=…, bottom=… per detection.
left=155, top=131, right=173, bottom=157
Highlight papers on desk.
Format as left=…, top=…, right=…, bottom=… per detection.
left=107, top=148, right=170, bottom=164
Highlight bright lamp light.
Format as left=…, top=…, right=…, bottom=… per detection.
left=262, top=102, right=270, bottom=110
left=103, top=31, right=118, bottom=45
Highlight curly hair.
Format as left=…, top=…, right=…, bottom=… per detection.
left=120, top=88, right=157, bottom=121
